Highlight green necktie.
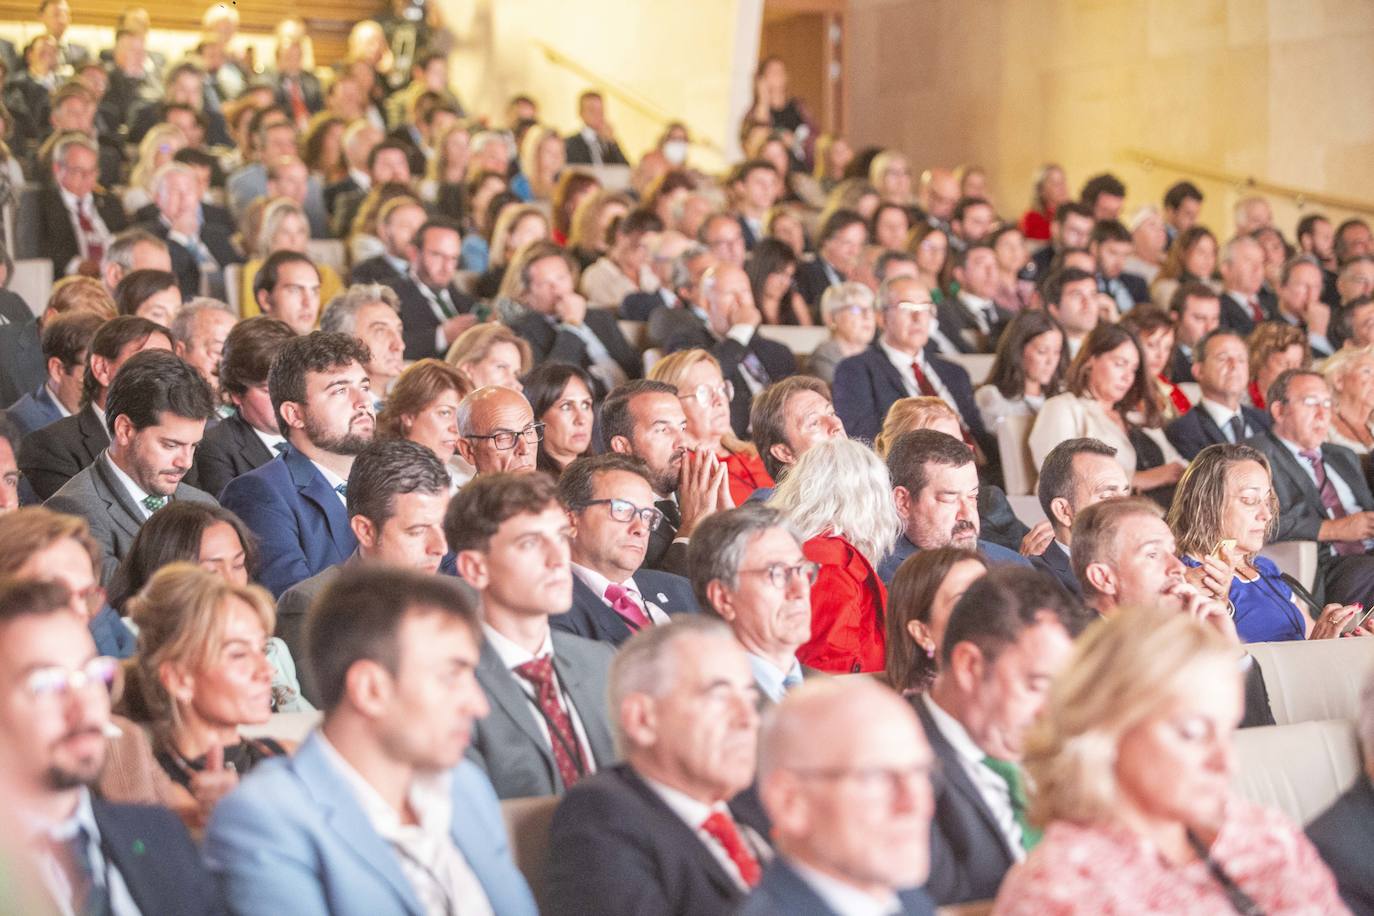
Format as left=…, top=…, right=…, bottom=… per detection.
left=141, top=494, right=168, bottom=512
left=982, top=755, right=1041, bottom=851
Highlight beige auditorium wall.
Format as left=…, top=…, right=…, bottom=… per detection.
left=434, top=0, right=763, bottom=172
left=846, top=0, right=1374, bottom=237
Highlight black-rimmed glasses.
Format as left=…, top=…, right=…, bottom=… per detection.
left=465, top=422, right=545, bottom=450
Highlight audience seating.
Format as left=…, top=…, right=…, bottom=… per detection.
left=1256, top=540, right=1319, bottom=593
left=223, top=263, right=243, bottom=317
left=945, top=353, right=993, bottom=386
left=616, top=319, right=649, bottom=351
left=1249, top=638, right=1374, bottom=726
left=994, top=414, right=1036, bottom=496
left=305, top=239, right=347, bottom=277
left=756, top=324, right=827, bottom=358
left=1231, top=717, right=1361, bottom=826
left=500, top=795, right=559, bottom=911
left=1007, top=494, right=1047, bottom=527
left=937, top=903, right=994, bottom=916
left=1177, top=381, right=1202, bottom=404
left=13, top=184, right=41, bottom=262
left=240, top=710, right=323, bottom=745
left=10, top=258, right=51, bottom=319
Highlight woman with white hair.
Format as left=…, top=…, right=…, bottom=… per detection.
left=993, top=605, right=1344, bottom=914
left=1323, top=346, right=1374, bottom=454
left=769, top=437, right=902, bottom=674
left=808, top=281, right=877, bottom=384
left=238, top=198, right=343, bottom=318
left=123, top=123, right=187, bottom=216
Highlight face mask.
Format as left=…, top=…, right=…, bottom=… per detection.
left=663, top=139, right=688, bottom=166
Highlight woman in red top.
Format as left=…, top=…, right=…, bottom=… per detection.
left=649, top=349, right=773, bottom=505
left=1122, top=307, right=1192, bottom=419
left=1017, top=163, right=1069, bottom=243
left=769, top=437, right=902, bottom=673
left=1245, top=321, right=1309, bottom=411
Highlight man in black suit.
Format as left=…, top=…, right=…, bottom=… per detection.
left=1043, top=266, right=1101, bottom=360
left=20, top=317, right=172, bottom=500
left=385, top=217, right=478, bottom=360
left=1092, top=218, right=1151, bottom=314
left=555, top=454, right=698, bottom=647
left=348, top=195, right=425, bottom=286
left=505, top=241, right=642, bottom=395
left=329, top=139, right=413, bottom=239
left=139, top=163, right=242, bottom=301
left=37, top=82, right=120, bottom=189
left=6, top=311, right=100, bottom=437
left=948, top=196, right=996, bottom=253
left=730, top=159, right=779, bottom=251
left=1166, top=281, right=1221, bottom=382
left=1274, top=254, right=1335, bottom=357
left=323, top=120, right=382, bottom=221
left=794, top=208, right=867, bottom=316
left=1029, top=437, right=1130, bottom=597
left=272, top=31, right=323, bottom=128
left=620, top=230, right=692, bottom=321
left=39, top=132, right=126, bottom=279
left=0, top=578, right=221, bottom=914
left=1029, top=201, right=1094, bottom=279
left=99, top=28, right=151, bottom=127
left=602, top=380, right=732, bottom=577
left=128, top=60, right=231, bottom=148
left=1307, top=685, right=1374, bottom=915
left=38, top=0, right=87, bottom=73
left=832, top=275, right=989, bottom=448
left=546, top=618, right=771, bottom=916
left=563, top=90, right=629, bottom=166
left=1166, top=329, right=1272, bottom=460
left=1218, top=234, right=1277, bottom=335
left=1249, top=368, right=1374, bottom=606
left=936, top=243, right=1012, bottom=354
left=194, top=316, right=295, bottom=498
left=918, top=566, right=1086, bottom=905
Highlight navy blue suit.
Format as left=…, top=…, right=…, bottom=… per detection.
left=552, top=569, right=698, bottom=647
left=832, top=344, right=989, bottom=450
left=90, top=795, right=223, bottom=915
left=6, top=382, right=63, bottom=437
left=738, top=859, right=936, bottom=916
left=877, top=533, right=1028, bottom=585
left=1164, top=403, right=1271, bottom=460
left=219, top=445, right=358, bottom=597
left=1031, top=541, right=1081, bottom=597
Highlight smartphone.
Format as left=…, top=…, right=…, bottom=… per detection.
left=1210, top=538, right=1237, bottom=559
left=1342, top=604, right=1374, bottom=636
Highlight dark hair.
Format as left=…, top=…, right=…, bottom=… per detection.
left=601, top=379, right=678, bottom=447
left=173, top=146, right=223, bottom=186
left=951, top=196, right=991, bottom=224
left=346, top=439, right=449, bottom=527
left=523, top=362, right=596, bottom=475
left=82, top=316, right=170, bottom=407
left=367, top=139, right=413, bottom=174
left=481, top=190, right=522, bottom=239
left=113, top=269, right=178, bottom=317
left=413, top=216, right=464, bottom=253
left=817, top=207, right=867, bottom=246
left=1089, top=219, right=1131, bottom=246
left=1335, top=219, right=1372, bottom=264
left=444, top=472, right=562, bottom=554
left=253, top=250, right=318, bottom=304
left=1079, top=173, right=1126, bottom=207
left=1163, top=181, right=1203, bottom=210
left=267, top=331, right=372, bottom=430
left=953, top=240, right=995, bottom=271
left=0, top=411, right=19, bottom=456
left=1040, top=266, right=1096, bottom=307
left=885, top=429, right=974, bottom=495
left=558, top=453, right=653, bottom=513
left=885, top=546, right=985, bottom=693
left=306, top=565, right=480, bottom=712
left=1194, top=327, right=1245, bottom=365
left=218, top=316, right=296, bottom=399
left=1036, top=438, right=1119, bottom=523
left=744, top=237, right=798, bottom=309
left=985, top=310, right=1068, bottom=400
left=1267, top=367, right=1324, bottom=408
left=940, top=565, right=1087, bottom=667
left=869, top=201, right=912, bottom=239
left=874, top=249, right=917, bottom=282
left=1295, top=213, right=1328, bottom=246
left=108, top=503, right=258, bottom=609
left=1340, top=295, right=1374, bottom=340
left=608, top=208, right=664, bottom=243
left=1118, top=304, right=1174, bottom=340
left=733, top=158, right=778, bottom=186
left=103, top=349, right=215, bottom=433
left=40, top=309, right=103, bottom=368
left=1065, top=322, right=1157, bottom=425
left=1053, top=200, right=1093, bottom=226
left=0, top=577, right=71, bottom=626
left=1168, top=280, right=1221, bottom=317
left=750, top=376, right=832, bottom=481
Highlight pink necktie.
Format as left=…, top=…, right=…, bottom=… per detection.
left=604, top=582, right=651, bottom=630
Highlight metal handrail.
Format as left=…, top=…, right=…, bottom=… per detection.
left=1124, top=148, right=1374, bottom=217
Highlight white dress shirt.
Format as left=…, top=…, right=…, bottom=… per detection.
left=922, top=695, right=1025, bottom=861
left=957, top=290, right=997, bottom=335
left=879, top=339, right=958, bottom=409
left=58, top=185, right=110, bottom=273
left=789, top=858, right=903, bottom=916
left=251, top=426, right=287, bottom=456
left=1198, top=397, right=1252, bottom=443
left=310, top=459, right=349, bottom=504
left=23, top=787, right=142, bottom=916
left=104, top=452, right=155, bottom=520
left=747, top=653, right=803, bottom=704
left=569, top=563, right=671, bottom=625
left=640, top=775, right=769, bottom=892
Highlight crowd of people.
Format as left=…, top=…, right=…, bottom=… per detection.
left=0, top=2, right=1372, bottom=914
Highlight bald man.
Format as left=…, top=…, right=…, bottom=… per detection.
left=455, top=385, right=540, bottom=475
left=744, top=679, right=938, bottom=915
left=919, top=167, right=959, bottom=230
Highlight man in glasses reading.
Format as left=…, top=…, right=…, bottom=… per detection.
left=455, top=385, right=542, bottom=477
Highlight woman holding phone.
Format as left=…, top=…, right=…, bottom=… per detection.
left=1167, top=442, right=1371, bottom=642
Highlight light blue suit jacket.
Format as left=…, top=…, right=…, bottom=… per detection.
left=203, top=730, right=537, bottom=916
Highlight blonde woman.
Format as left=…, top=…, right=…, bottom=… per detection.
left=123, top=123, right=188, bottom=216
left=567, top=189, right=632, bottom=270
left=650, top=348, right=772, bottom=505
left=769, top=437, right=902, bottom=674
left=512, top=124, right=565, bottom=204
left=239, top=198, right=343, bottom=317
left=993, top=605, right=1345, bottom=914
left=445, top=322, right=532, bottom=392
left=1323, top=346, right=1374, bottom=453
left=868, top=149, right=914, bottom=206
left=474, top=203, right=549, bottom=299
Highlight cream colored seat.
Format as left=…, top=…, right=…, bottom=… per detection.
left=1256, top=540, right=1319, bottom=593
left=501, top=795, right=559, bottom=910
left=995, top=414, right=1036, bottom=496
left=1007, top=494, right=1047, bottom=527
left=1231, top=717, right=1362, bottom=825
left=757, top=324, right=828, bottom=356
left=239, top=710, right=322, bottom=744
left=1248, top=638, right=1374, bottom=725
left=617, top=319, right=649, bottom=350
left=943, top=352, right=993, bottom=386
left=10, top=257, right=52, bottom=318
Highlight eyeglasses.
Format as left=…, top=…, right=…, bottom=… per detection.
left=738, top=561, right=820, bottom=589
left=833, top=305, right=873, bottom=318
left=679, top=380, right=734, bottom=408
left=21, top=656, right=119, bottom=704
left=466, top=422, right=544, bottom=450
left=575, top=498, right=665, bottom=531
left=1287, top=396, right=1333, bottom=409
left=887, top=300, right=935, bottom=316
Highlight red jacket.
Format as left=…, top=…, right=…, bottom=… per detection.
left=797, top=534, right=888, bottom=674
left=721, top=449, right=774, bottom=506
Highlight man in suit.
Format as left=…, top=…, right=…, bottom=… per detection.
left=1249, top=368, right=1374, bottom=606
left=731, top=159, right=779, bottom=251
left=47, top=350, right=218, bottom=583
left=879, top=430, right=1028, bottom=583
left=40, top=132, right=126, bottom=279
left=555, top=454, right=698, bottom=647
left=204, top=566, right=538, bottom=916
left=446, top=472, right=617, bottom=799
left=20, top=316, right=172, bottom=501
left=349, top=195, right=426, bottom=286
left=387, top=218, right=478, bottom=361
left=1030, top=201, right=1094, bottom=280
left=545, top=617, right=771, bottom=915
left=620, top=230, right=692, bottom=320
left=1092, top=218, right=1151, bottom=314
left=748, top=376, right=846, bottom=499
left=1029, top=438, right=1130, bottom=597
left=329, top=140, right=413, bottom=239
left=1274, top=254, right=1334, bottom=357
left=948, top=196, right=996, bottom=253
left=264, top=155, right=330, bottom=238
left=1307, top=674, right=1374, bottom=915
left=833, top=275, right=989, bottom=447
left=455, top=385, right=541, bottom=476
left=505, top=241, right=642, bottom=396
left=935, top=243, right=1012, bottom=354
left=1166, top=329, right=1272, bottom=459
left=1043, top=266, right=1101, bottom=360
left=563, top=90, right=629, bottom=166
left=319, top=284, right=405, bottom=402
left=38, top=0, right=87, bottom=73
left=278, top=439, right=449, bottom=700
left=795, top=208, right=867, bottom=315
left=194, top=317, right=295, bottom=498
left=1218, top=234, right=1276, bottom=335
left=1167, top=281, right=1222, bottom=383
left=169, top=299, right=239, bottom=398
left=322, top=119, right=382, bottom=222
left=746, top=679, right=939, bottom=916
left=0, top=578, right=221, bottom=915
left=602, top=380, right=732, bottom=577
left=221, top=332, right=375, bottom=596
left=919, top=567, right=1084, bottom=905
left=139, top=163, right=242, bottom=301
left=248, top=250, right=322, bottom=337
left=99, top=27, right=151, bottom=127
left=99, top=227, right=173, bottom=294
left=272, top=29, right=322, bottom=128
left=127, top=61, right=231, bottom=148
left=689, top=503, right=817, bottom=705
left=7, top=311, right=101, bottom=438
left=227, top=110, right=330, bottom=230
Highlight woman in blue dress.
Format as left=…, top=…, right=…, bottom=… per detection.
left=1168, top=442, right=1368, bottom=642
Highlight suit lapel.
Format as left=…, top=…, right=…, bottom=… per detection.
left=1265, top=432, right=1324, bottom=508
left=571, top=575, right=633, bottom=643
left=1195, top=407, right=1227, bottom=446
left=915, top=700, right=1017, bottom=862
left=233, top=415, right=273, bottom=466
left=76, top=405, right=110, bottom=463
left=868, top=345, right=911, bottom=400
left=550, top=631, right=614, bottom=767
left=91, top=453, right=147, bottom=542
left=475, top=640, right=557, bottom=775
left=619, top=767, right=744, bottom=900
left=284, top=446, right=352, bottom=550
left=91, top=799, right=163, bottom=914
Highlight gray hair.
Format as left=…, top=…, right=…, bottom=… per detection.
left=1219, top=233, right=1261, bottom=266
left=668, top=243, right=710, bottom=290
left=254, top=198, right=308, bottom=259
left=820, top=280, right=875, bottom=321
left=608, top=616, right=736, bottom=755
left=687, top=503, right=803, bottom=612
left=102, top=228, right=167, bottom=276
left=320, top=283, right=401, bottom=335
left=168, top=297, right=236, bottom=345
left=150, top=162, right=197, bottom=200
left=52, top=131, right=98, bottom=167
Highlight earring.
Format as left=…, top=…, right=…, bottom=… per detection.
left=925, top=646, right=936, bottom=659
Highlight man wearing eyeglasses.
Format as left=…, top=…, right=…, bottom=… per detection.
left=40, top=132, right=127, bottom=279
left=832, top=275, right=990, bottom=448
left=0, top=578, right=220, bottom=914
left=454, top=385, right=541, bottom=476
left=554, top=454, right=699, bottom=647
left=744, top=678, right=938, bottom=916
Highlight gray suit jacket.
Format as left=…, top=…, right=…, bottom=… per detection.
left=468, top=629, right=617, bottom=800
left=46, top=451, right=217, bottom=585
left=275, top=564, right=341, bottom=704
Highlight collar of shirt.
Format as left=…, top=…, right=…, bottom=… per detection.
left=310, top=459, right=348, bottom=502
left=921, top=694, right=986, bottom=769
left=103, top=450, right=155, bottom=518
left=787, top=858, right=903, bottom=916
left=570, top=562, right=637, bottom=604
left=878, top=338, right=920, bottom=379
left=481, top=622, right=553, bottom=671
left=1054, top=539, right=1071, bottom=560
left=44, top=382, right=72, bottom=418
left=91, top=403, right=106, bottom=428
left=959, top=289, right=993, bottom=313
left=349, top=167, right=372, bottom=192
left=160, top=212, right=204, bottom=249
left=1199, top=397, right=1243, bottom=432
left=748, top=652, right=801, bottom=704
left=250, top=424, right=286, bottom=455
left=1178, top=342, right=1193, bottom=358
left=383, top=252, right=409, bottom=276
left=579, top=125, right=601, bottom=146
left=20, top=784, right=98, bottom=846
left=57, top=184, right=92, bottom=216
left=315, top=732, right=454, bottom=844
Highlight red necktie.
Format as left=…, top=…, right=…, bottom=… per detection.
left=913, top=359, right=977, bottom=450
left=1299, top=450, right=1364, bottom=556
left=287, top=78, right=309, bottom=126
left=700, top=811, right=761, bottom=887
left=1248, top=296, right=1265, bottom=323
left=604, top=583, right=651, bottom=630
left=513, top=655, right=587, bottom=789
left=76, top=200, right=103, bottom=263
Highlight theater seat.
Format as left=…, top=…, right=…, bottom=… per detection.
left=617, top=319, right=648, bottom=350
left=995, top=414, right=1036, bottom=496
left=1231, top=717, right=1361, bottom=826
left=1256, top=540, right=1319, bottom=593
left=942, top=352, right=993, bottom=386
left=306, top=239, right=347, bottom=276
left=938, top=902, right=993, bottom=916
left=1248, top=638, right=1374, bottom=726
left=13, top=184, right=41, bottom=261
left=10, top=258, right=52, bottom=318
left=1176, top=381, right=1202, bottom=404
left=501, top=795, right=559, bottom=909
left=224, top=263, right=243, bottom=316
left=756, top=324, right=827, bottom=357
left=240, top=710, right=323, bottom=744
left=1007, top=494, right=1047, bottom=527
